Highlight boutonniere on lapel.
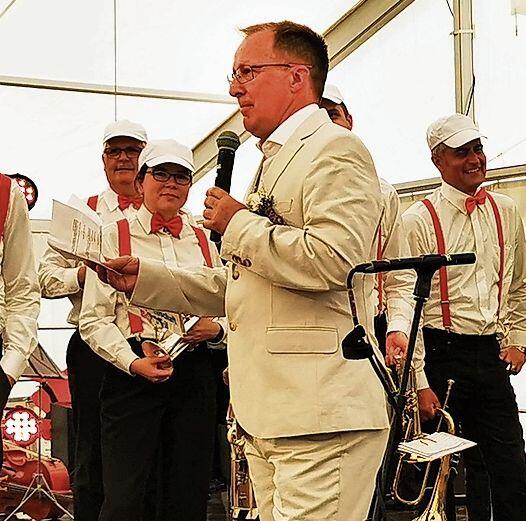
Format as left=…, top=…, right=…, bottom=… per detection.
left=246, top=187, right=285, bottom=225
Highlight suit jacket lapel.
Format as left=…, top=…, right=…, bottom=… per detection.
left=262, top=109, right=331, bottom=195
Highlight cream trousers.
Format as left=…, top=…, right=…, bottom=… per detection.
left=244, top=429, right=389, bottom=521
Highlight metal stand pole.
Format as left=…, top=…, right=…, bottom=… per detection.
left=342, top=266, right=436, bottom=521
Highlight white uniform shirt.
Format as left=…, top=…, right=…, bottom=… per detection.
left=0, top=179, right=40, bottom=380
left=375, top=178, right=415, bottom=335
left=79, top=205, right=226, bottom=374
left=403, top=181, right=526, bottom=386
left=38, top=188, right=139, bottom=326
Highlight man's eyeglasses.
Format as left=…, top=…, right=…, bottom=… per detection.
left=147, top=169, right=192, bottom=186
left=227, top=63, right=313, bottom=85
left=104, top=146, right=143, bottom=159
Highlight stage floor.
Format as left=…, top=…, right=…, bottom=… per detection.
left=205, top=492, right=469, bottom=520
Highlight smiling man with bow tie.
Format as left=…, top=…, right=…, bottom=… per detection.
left=38, top=119, right=147, bottom=521
left=403, top=113, right=526, bottom=521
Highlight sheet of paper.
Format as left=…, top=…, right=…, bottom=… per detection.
left=143, top=316, right=201, bottom=362
left=48, top=198, right=103, bottom=264
left=398, top=431, right=477, bottom=462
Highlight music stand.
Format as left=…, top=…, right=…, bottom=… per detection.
left=3, top=342, right=73, bottom=520
left=342, top=253, right=475, bottom=521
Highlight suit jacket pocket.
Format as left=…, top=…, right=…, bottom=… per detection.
left=266, top=326, right=338, bottom=354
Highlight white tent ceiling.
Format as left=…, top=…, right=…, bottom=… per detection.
left=1, top=0, right=525, bottom=219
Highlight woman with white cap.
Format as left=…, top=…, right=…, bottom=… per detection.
left=79, top=139, right=226, bottom=521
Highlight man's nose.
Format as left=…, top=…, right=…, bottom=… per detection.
left=229, top=79, right=244, bottom=98
left=466, top=149, right=481, bottom=164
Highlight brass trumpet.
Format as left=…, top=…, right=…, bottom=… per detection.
left=392, top=364, right=455, bottom=520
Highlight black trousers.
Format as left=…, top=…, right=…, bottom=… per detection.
left=0, top=363, right=12, bottom=466
left=66, top=330, right=108, bottom=521
left=209, top=349, right=230, bottom=483
left=423, top=327, right=526, bottom=521
left=374, top=311, right=388, bottom=357
left=98, top=340, right=216, bottom=521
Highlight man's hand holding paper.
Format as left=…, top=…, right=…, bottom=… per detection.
left=97, top=255, right=140, bottom=294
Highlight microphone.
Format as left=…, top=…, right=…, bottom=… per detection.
left=353, top=252, right=476, bottom=274
left=210, top=130, right=241, bottom=244
left=214, top=131, right=240, bottom=192
left=210, top=131, right=240, bottom=244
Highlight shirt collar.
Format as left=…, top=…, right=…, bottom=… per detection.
left=100, top=188, right=120, bottom=212
left=440, top=181, right=485, bottom=215
left=259, top=103, right=318, bottom=149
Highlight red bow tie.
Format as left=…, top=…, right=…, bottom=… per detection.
left=118, top=195, right=143, bottom=211
left=151, top=213, right=183, bottom=238
left=465, top=188, right=487, bottom=215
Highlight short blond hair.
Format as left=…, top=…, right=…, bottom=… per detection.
left=240, top=21, right=328, bottom=99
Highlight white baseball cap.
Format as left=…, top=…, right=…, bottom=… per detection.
left=427, top=114, right=485, bottom=151
left=138, top=139, right=194, bottom=173
left=103, top=119, right=148, bottom=143
left=321, top=84, right=345, bottom=104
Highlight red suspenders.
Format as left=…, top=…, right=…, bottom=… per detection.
left=422, top=199, right=453, bottom=329
left=486, top=194, right=505, bottom=318
left=116, top=219, right=144, bottom=334
left=0, top=174, right=11, bottom=239
left=115, top=217, right=214, bottom=335
left=422, top=193, right=505, bottom=329
left=190, top=225, right=213, bottom=268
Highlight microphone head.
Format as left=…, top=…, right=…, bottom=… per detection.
left=216, top=131, right=240, bottom=152
left=449, top=252, right=476, bottom=265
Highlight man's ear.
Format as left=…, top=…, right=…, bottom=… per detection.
left=346, top=113, right=354, bottom=131
left=290, top=66, right=310, bottom=93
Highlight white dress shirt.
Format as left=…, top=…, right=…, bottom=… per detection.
left=247, top=104, right=319, bottom=197
left=403, top=181, right=526, bottom=386
left=79, top=205, right=226, bottom=374
left=0, top=179, right=40, bottom=381
left=348, top=181, right=416, bottom=371
left=39, top=188, right=138, bottom=326
left=376, top=178, right=415, bottom=335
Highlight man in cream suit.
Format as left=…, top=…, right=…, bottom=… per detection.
left=101, top=21, right=389, bottom=521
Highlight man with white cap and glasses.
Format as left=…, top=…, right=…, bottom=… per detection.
left=320, top=84, right=415, bottom=375
left=402, top=113, right=526, bottom=520
left=80, top=139, right=225, bottom=521
left=38, top=119, right=147, bottom=520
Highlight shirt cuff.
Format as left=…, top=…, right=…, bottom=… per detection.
left=0, top=351, right=29, bottom=382
left=386, top=318, right=412, bottom=336
left=119, top=352, right=141, bottom=376
left=506, top=331, right=526, bottom=348
left=208, top=323, right=226, bottom=346
left=415, top=370, right=429, bottom=391
left=64, top=266, right=82, bottom=294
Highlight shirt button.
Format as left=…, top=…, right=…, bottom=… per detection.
left=232, top=254, right=242, bottom=264
left=229, top=321, right=237, bottom=331
left=232, top=265, right=240, bottom=280
left=242, top=258, right=252, bottom=267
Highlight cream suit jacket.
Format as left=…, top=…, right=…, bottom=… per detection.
left=131, top=108, right=390, bottom=438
